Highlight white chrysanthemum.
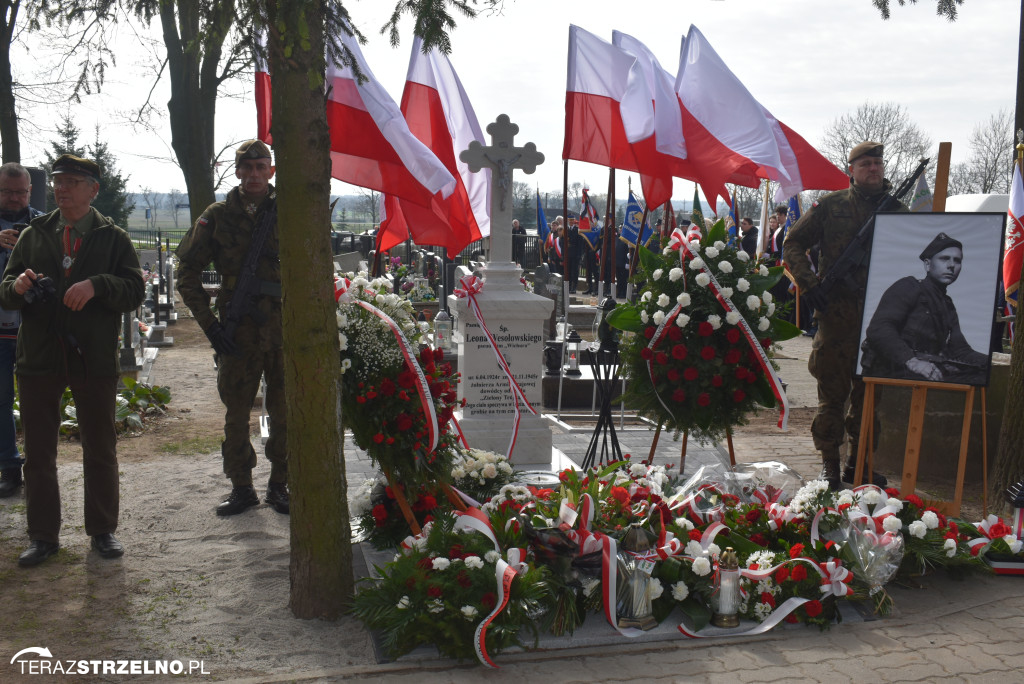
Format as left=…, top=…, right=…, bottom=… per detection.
left=766, top=302, right=776, bottom=317
left=642, top=291, right=653, bottom=302
left=695, top=273, right=711, bottom=287
left=432, top=558, right=451, bottom=571
left=754, top=602, right=773, bottom=621
left=675, top=313, right=690, bottom=328
left=720, top=287, right=734, bottom=299
left=705, top=246, right=720, bottom=259
left=736, top=250, right=750, bottom=262
left=759, top=265, right=770, bottom=277
left=758, top=317, right=770, bottom=331
left=882, top=515, right=903, bottom=533
left=726, top=311, right=741, bottom=325
left=762, top=291, right=773, bottom=304
left=485, top=550, right=500, bottom=563
left=736, top=278, right=750, bottom=292
left=708, top=315, right=722, bottom=330
left=427, top=599, right=445, bottom=614
left=908, top=520, right=927, bottom=539
left=653, top=311, right=666, bottom=325
left=691, top=556, right=712, bottom=576
left=396, top=596, right=411, bottom=610
left=684, top=540, right=704, bottom=557
left=689, top=256, right=705, bottom=270
left=640, top=310, right=649, bottom=324
left=676, top=292, right=691, bottom=307
left=669, top=267, right=684, bottom=282
left=653, top=268, right=664, bottom=281
left=674, top=517, right=694, bottom=531
left=718, top=261, right=733, bottom=274
left=747, top=295, right=762, bottom=311
left=461, top=605, right=479, bottom=620
left=657, top=293, right=671, bottom=308
left=944, top=538, right=957, bottom=557
left=921, top=511, right=940, bottom=530
left=756, top=579, right=776, bottom=595
left=671, top=580, right=690, bottom=602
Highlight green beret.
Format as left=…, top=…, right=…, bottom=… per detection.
left=919, top=232, right=963, bottom=261
left=51, top=154, right=99, bottom=182
left=848, top=141, right=884, bottom=164
left=235, top=139, right=272, bottom=165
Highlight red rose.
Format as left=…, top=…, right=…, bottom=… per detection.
left=746, top=373, right=757, bottom=384
left=379, top=378, right=396, bottom=396
left=745, top=509, right=762, bottom=523
left=667, top=368, right=681, bottom=382
left=427, top=585, right=443, bottom=598
left=790, top=565, right=808, bottom=582
left=697, top=393, right=711, bottom=407
left=733, top=389, right=746, bottom=403
left=372, top=433, right=385, bottom=444
left=698, top=322, right=714, bottom=337
left=396, top=413, right=414, bottom=431
left=684, top=367, right=699, bottom=381
left=644, top=326, right=656, bottom=339
left=734, top=367, right=748, bottom=380
left=724, top=349, right=742, bottom=365
left=784, top=614, right=799, bottom=624
left=804, top=600, right=823, bottom=618
left=789, top=543, right=805, bottom=558
left=774, top=566, right=790, bottom=583
left=371, top=504, right=388, bottom=526
left=726, top=328, right=741, bottom=344
left=711, top=374, right=723, bottom=387
left=700, top=346, right=715, bottom=361
left=641, top=347, right=654, bottom=361
left=672, top=388, right=686, bottom=403
left=356, top=396, right=366, bottom=404
left=668, top=326, right=683, bottom=341
left=672, top=344, right=688, bottom=360
left=656, top=351, right=669, bottom=365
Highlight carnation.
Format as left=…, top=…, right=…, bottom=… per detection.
left=684, top=540, right=704, bottom=557
left=640, top=310, right=649, bottom=324
left=674, top=517, right=694, bottom=531
left=882, top=515, right=903, bottom=533
left=485, top=550, right=501, bottom=563
left=695, top=273, right=711, bottom=287
left=641, top=291, right=653, bottom=302
left=705, top=246, right=720, bottom=259
left=676, top=314, right=690, bottom=328
left=747, top=295, right=762, bottom=311
left=677, top=292, right=691, bottom=306
left=726, top=311, right=741, bottom=325
left=647, top=581, right=665, bottom=600
left=718, top=261, right=733, bottom=274
left=708, top=315, right=722, bottom=330
left=944, top=538, right=957, bottom=557
left=908, top=520, right=927, bottom=539
left=720, top=287, right=733, bottom=299
left=766, top=303, right=776, bottom=317
left=464, top=555, right=484, bottom=569
left=762, top=291, right=773, bottom=304
left=657, top=293, right=671, bottom=307
left=691, top=556, right=712, bottom=576
left=759, top=265, right=770, bottom=277
left=861, top=489, right=881, bottom=506
left=653, top=311, right=666, bottom=325
left=758, top=317, right=770, bottom=331
left=653, top=268, right=664, bottom=281
left=669, top=267, right=684, bottom=282
left=671, top=581, right=690, bottom=602
left=689, top=257, right=705, bottom=270
left=432, top=557, right=452, bottom=571
left=736, top=250, right=750, bottom=262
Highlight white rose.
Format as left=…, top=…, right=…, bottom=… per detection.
left=726, top=311, right=741, bottom=325
left=705, top=246, right=719, bottom=259
left=675, top=313, right=690, bottom=328
left=482, top=463, right=498, bottom=479
left=736, top=278, right=750, bottom=292
left=375, top=294, right=386, bottom=305
left=653, top=269, right=664, bottom=281
left=671, top=581, right=690, bottom=602
left=758, top=317, right=770, bottom=331
left=747, top=295, right=762, bottom=311
left=676, top=292, right=691, bottom=307
left=718, top=261, right=733, bottom=274
left=653, top=311, right=666, bottom=325
left=707, top=315, right=722, bottom=330
left=432, top=558, right=451, bottom=571
left=663, top=247, right=674, bottom=256
left=882, top=515, right=903, bottom=533
left=689, top=256, right=705, bottom=270
left=1009, top=538, right=1023, bottom=554
left=908, top=520, right=928, bottom=539
left=657, top=293, right=671, bottom=308
left=691, top=556, right=712, bottom=576
left=340, top=358, right=352, bottom=371
left=669, top=268, right=684, bottom=282
left=720, top=287, right=733, bottom=299
left=695, top=273, right=711, bottom=287
left=641, top=291, right=653, bottom=302
left=452, top=466, right=466, bottom=479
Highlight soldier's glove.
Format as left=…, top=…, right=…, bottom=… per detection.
left=801, top=286, right=828, bottom=313
left=204, top=322, right=237, bottom=357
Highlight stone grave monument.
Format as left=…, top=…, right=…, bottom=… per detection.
left=450, top=115, right=554, bottom=469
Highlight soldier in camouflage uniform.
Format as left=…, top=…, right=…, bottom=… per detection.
left=782, top=141, right=907, bottom=490
left=175, top=140, right=288, bottom=516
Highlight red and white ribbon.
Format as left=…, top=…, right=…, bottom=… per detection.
left=454, top=276, right=537, bottom=460
left=335, top=276, right=439, bottom=453
left=847, top=485, right=903, bottom=534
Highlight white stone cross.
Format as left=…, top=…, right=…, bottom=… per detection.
left=460, top=114, right=544, bottom=265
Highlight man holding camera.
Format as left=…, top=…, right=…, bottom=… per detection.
left=0, top=154, right=144, bottom=567
left=0, top=163, right=43, bottom=497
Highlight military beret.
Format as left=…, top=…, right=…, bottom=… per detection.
left=919, top=232, right=963, bottom=261
left=848, top=141, right=884, bottom=164
left=51, top=154, right=99, bottom=182
left=655, top=218, right=663, bottom=225
left=235, top=139, right=272, bottom=165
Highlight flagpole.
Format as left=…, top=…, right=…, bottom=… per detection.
left=558, top=158, right=570, bottom=421
left=598, top=167, right=614, bottom=300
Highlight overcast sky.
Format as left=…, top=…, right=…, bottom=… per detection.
left=10, top=0, right=1021, bottom=205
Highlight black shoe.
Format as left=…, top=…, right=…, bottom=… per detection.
left=0, top=467, right=22, bottom=498
left=216, top=485, right=260, bottom=516
left=265, top=482, right=290, bottom=515
left=18, top=540, right=59, bottom=567
left=820, top=461, right=842, bottom=492
left=843, top=466, right=887, bottom=488
left=91, top=533, right=125, bottom=559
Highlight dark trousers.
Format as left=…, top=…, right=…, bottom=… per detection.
left=20, top=374, right=119, bottom=543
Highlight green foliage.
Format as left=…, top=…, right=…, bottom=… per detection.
left=14, top=378, right=171, bottom=436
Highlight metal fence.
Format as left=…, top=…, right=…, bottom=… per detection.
left=127, top=229, right=189, bottom=251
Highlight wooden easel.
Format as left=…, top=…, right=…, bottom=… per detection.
left=853, top=377, right=988, bottom=517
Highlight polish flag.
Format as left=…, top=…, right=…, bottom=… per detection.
left=1004, top=162, right=1024, bottom=307
left=661, top=25, right=848, bottom=203
left=255, top=28, right=455, bottom=207
left=378, top=37, right=490, bottom=256
left=563, top=25, right=676, bottom=209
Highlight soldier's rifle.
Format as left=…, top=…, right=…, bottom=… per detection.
left=810, top=157, right=930, bottom=312
left=221, top=198, right=278, bottom=347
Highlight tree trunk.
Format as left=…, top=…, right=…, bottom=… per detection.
left=269, top=1, right=352, bottom=619
left=0, top=0, right=21, bottom=163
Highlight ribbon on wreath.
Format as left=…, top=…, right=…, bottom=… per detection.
left=846, top=485, right=903, bottom=535
left=662, top=227, right=789, bottom=430
left=767, top=502, right=803, bottom=531
left=334, top=276, right=440, bottom=453
left=966, top=514, right=1017, bottom=556
left=454, top=276, right=538, bottom=460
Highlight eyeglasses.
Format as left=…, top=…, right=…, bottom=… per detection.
left=51, top=177, right=90, bottom=189
left=0, top=189, right=29, bottom=197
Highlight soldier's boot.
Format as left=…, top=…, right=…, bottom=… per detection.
left=842, top=443, right=887, bottom=488
left=819, top=448, right=842, bottom=491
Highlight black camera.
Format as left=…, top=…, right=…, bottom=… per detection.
left=23, top=275, right=57, bottom=304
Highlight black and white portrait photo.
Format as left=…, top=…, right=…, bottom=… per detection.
left=856, top=212, right=1006, bottom=387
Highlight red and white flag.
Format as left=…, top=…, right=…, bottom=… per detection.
left=1004, top=162, right=1024, bottom=307
left=379, top=37, right=491, bottom=256
left=563, top=25, right=675, bottom=209
left=255, top=27, right=455, bottom=207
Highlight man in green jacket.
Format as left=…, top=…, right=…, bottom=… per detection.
left=0, top=154, right=145, bottom=567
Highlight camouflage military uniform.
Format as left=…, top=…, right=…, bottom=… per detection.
left=175, top=186, right=286, bottom=488
left=782, top=180, right=906, bottom=462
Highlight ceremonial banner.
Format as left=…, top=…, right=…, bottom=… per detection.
left=619, top=190, right=652, bottom=248
left=1004, top=163, right=1024, bottom=307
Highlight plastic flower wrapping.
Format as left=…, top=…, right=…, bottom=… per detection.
left=606, top=220, right=801, bottom=444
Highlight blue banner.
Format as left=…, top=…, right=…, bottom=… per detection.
left=537, top=190, right=549, bottom=241
left=619, top=190, right=652, bottom=248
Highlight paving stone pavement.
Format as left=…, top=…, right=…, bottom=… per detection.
left=325, top=335, right=1024, bottom=684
